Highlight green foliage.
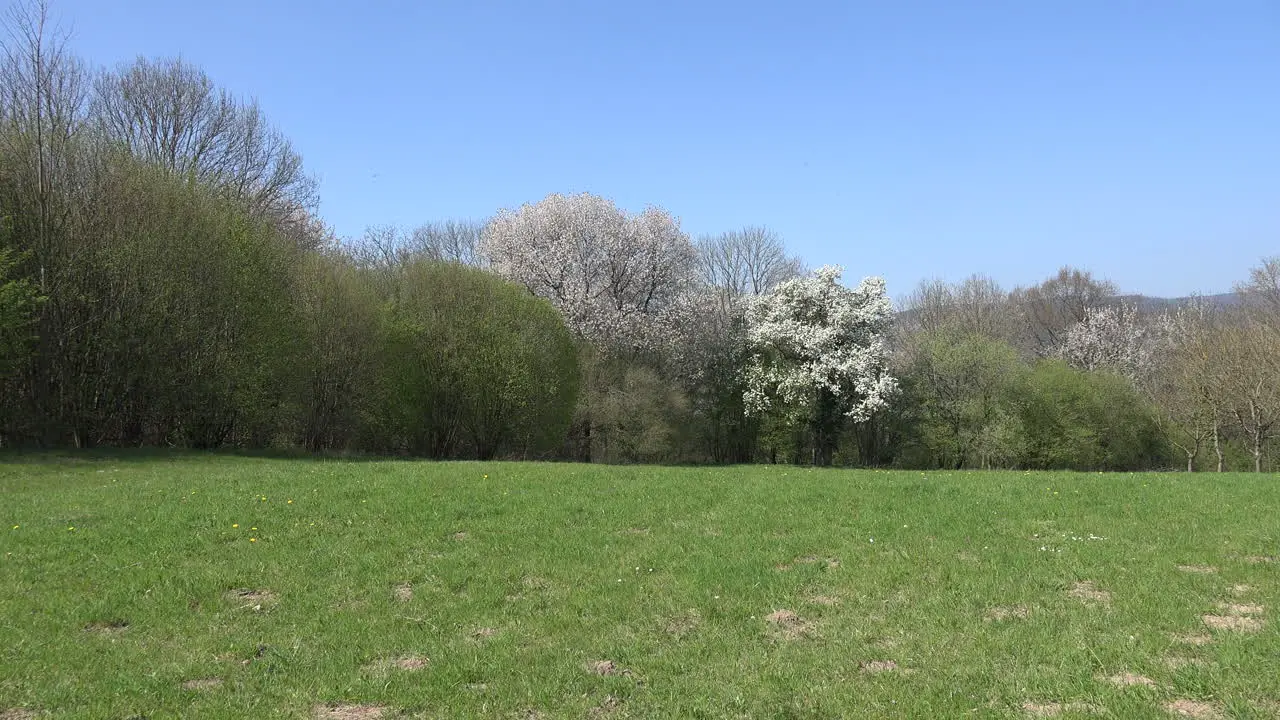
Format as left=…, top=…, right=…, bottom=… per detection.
left=576, top=349, right=692, bottom=464
left=1016, top=360, right=1168, bottom=470
left=0, top=244, right=43, bottom=380
left=370, top=261, right=579, bottom=458
left=897, top=331, right=1027, bottom=469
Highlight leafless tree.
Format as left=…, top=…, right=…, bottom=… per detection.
left=1011, top=266, right=1118, bottom=354
left=91, top=56, right=317, bottom=225
left=696, top=226, right=802, bottom=301
left=1236, top=256, right=1280, bottom=332
left=901, top=274, right=1016, bottom=340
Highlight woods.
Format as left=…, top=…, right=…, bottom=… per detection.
left=1, top=1, right=1277, bottom=470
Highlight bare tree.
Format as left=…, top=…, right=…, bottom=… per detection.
left=91, top=56, right=316, bottom=225
left=1011, top=266, right=1118, bottom=354
left=410, top=219, right=485, bottom=265
left=1236, top=256, right=1280, bottom=332
left=1217, top=322, right=1280, bottom=472
left=901, top=274, right=1016, bottom=340
left=696, top=226, right=802, bottom=301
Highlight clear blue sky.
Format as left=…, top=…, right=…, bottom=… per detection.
left=51, top=0, right=1280, bottom=298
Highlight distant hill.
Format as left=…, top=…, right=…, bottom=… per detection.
left=1118, top=292, right=1241, bottom=313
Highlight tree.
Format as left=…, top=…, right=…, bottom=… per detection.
left=480, top=192, right=697, bottom=352
left=898, top=330, right=1026, bottom=469
left=743, top=265, right=897, bottom=466
left=696, top=226, right=802, bottom=303
left=1012, top=266, right=1118, bottom=354
left=1216, top=323, right=1280, bottom=472
left=91, top=56, right=317, bottom=228
left=1236, top=256, right=1280, bottom=331
left=901, top=274, right=1017, bottom=341
left=1055, top=303, right=1171, bottom=391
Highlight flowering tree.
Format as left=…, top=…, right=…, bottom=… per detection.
left=1055, top=304, right=1172, bottom=391
left=480, top=193, right=696, bottom=352
left=743, top=265, right=897, bottom=465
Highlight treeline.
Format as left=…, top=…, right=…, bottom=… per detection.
left=0, top=4, right=577, bottom=457
left=2, top=2, right=1277, bottom=471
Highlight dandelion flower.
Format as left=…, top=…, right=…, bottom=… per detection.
left=251, top=527, right=257, bottom=531
left=11, top=525, right=19, bottom=530
left=232, top=524, right=239, bottom=528
left=287, top=500, right=293, bottom=504
left=249, top=538, right=257, bottom=543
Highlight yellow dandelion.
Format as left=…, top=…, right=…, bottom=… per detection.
left=11, top=525, right=19, bottom=530
left=483, top=474, right=489, bottom=479
left=249, top=538, right=257, bottom=543
left=287, top=499, right=293, bottom=504
left=232, top=523, right=239, bottom=528
left=251, top=527, right=257, bottom=531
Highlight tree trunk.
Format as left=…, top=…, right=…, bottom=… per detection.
left=1212, top=416, right=1224, bottom=472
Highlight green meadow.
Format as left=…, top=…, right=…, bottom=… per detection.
left=1, top=455, right=1277, bottom=719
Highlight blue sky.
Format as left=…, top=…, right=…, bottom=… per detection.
left=51, top=0, right=1279, bottom=298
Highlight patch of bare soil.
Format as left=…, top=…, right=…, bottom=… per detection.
left=515, top=710, right=546, bottom=720
left=984, top=605, right=1030, bottom=621
left=586, top=660, right=623, bottom=677
left=1176, top=565, right=1218, bottom=574
left=859, top=660, right=905, bottom=674
left=470, top=627, right=497, bottom=640
left=1171, top=632, right=1213, bottom=646
left=311, top=704, right=390, bottom=720
left=1229, top=584, right=1252, bottom=596
left=765, top=609, right=815, bottom=639
left=0, top=709, right=37, bottom=720
left=363, top=655, right=428, bottom=673
left=1164, top=656, right=1209, bottom=670
left=1100, top=672, right=1156, bottom=687
left=521, top=576, right=551, bottom=591
left=1202, top=614, right=1264, bottom=632
left=1021, top=701, right=1103, bottom=717
left=84, top=619, right=129, bottom=634
left=807, top=595, right=841, bottom=607
left=1164, top=699, right=1223, bottom=719
left=392, top=584, right=413, bottom=602
left=224, top=588, right=277, bottom=610
left=465, top=683, right=487, bottom=692
left=1217, top=602, right=1264, bottom=616
left=181, top=677, right=223, bottom=690
left=661, top=609, right=702, bottom=638
left=1067, top=581, right=1111, bottom=604
left=1241, top=555, right=1276, bottom=564
left=451, top=531, right=468, bottom=540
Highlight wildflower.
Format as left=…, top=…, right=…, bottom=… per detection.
left=287, top=499, right=293, bottom=505
left=249, top=538, right=257, bottom=543
left=232, top=524, right=239, bottom=528
left=251, top=527, right=257, bottom=531
left=11, top=525, right=18, bottom=530
left=483, top=474, right=489, bottom=479
left=67, top=526, right=75, bottom=531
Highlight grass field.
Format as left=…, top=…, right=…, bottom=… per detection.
left=1, top=455, right=1277, bottom=719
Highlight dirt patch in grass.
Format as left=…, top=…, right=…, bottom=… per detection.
left=765, top=609, right=815, bottom=639
left=661, top=609, right=702, bottom=638
left=1067, top=581, right=1111, bottom=604
left=984, top=605, right=1030, bottom=621
left=1229, top=584, right=1252, bottom=596
left=1100, top=672, right=1156, bottom=687
left=451, top=531, right=468, bottom=541
left=1164, top=699, right=1223, bottom=719
left=181, top=677, right=223, bottom=690
left=1171, top=632, right=1213, bottom=646
left=84, top=619, right=129, bottom=634
left=1021, top=701, right=1102, bottom=717
left=522, top=576, right=551, bottom=590
left=586, top=660, right=623, bottom=677
left=1202, top=614, right=1264, bottom=632
left=0, top=709, right=37, bottom=720
left=807, top=595, right=842, bottom=607
left=1240, top=555, right=1276, bottom=564
left=1176, top=565, right=1217, bottom=574
left=859, top=659, right=905, bottom=674
left=311, top=704, right=390, bottom=720
left=363, top=655, right=428, bottom=673
left=1217, top=602, right=1263, bottom=616
left=392, top=584, right=413, bottom=602
left=470, top=627, right=497, bottom=640
left=225, top=588, right=277, bottom=610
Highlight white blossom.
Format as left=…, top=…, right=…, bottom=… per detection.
left=743, top=265, right=897, bottom=423
left=480, top=193, right=697, bottom=351
left=1056, top=304, right=1173, bottom=387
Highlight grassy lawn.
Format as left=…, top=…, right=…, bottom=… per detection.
left=1, top=455, right=1278, bottom=719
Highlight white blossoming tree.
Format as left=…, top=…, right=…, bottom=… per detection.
left=479, top=193, right=697, bottom=352
left=744, top=265, right=897, bottom=465
left=1055, top=304, right=1172, bottom=391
